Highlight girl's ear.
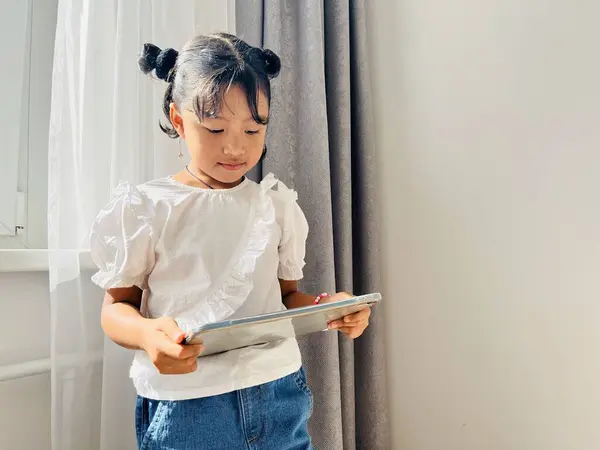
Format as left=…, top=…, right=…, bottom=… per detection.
left=170, top=103, right=185, bottom=138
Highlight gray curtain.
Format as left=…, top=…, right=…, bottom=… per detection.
left=237, top=1, right=390, bottom=449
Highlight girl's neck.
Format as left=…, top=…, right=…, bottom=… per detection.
left=172, top=167, right=244, bottom=190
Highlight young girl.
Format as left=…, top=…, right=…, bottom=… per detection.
left=90, top=33, right=371, bottom=450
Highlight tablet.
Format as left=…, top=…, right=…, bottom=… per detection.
left=184, top=293, right=381, bottom=357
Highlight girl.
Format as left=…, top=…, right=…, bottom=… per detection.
left=90, top=33, right=371, bottom=450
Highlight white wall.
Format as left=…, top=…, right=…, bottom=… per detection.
left=367, top=1, right=600, bottom=450
left=0, top=272, right=51, bottom=450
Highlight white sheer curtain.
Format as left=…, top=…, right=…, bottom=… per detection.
left=48, top=1, right=234, bottom=448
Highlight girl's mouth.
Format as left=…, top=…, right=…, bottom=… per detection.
left=219, top=163, right=245, bottom=171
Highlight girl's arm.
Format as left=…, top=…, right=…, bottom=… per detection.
left=279, top=279, right=371, bottom=339
left=101, top=287, right=148, bottom=350
left=102, top=287, right=204, bottom=373
left=279, top=279, right=318, bottom=309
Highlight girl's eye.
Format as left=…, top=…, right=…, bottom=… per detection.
left=246, top=130, right=260, bottom=135
left=207, top=129, right=224, bottom=134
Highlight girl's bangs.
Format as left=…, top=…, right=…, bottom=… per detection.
left=192, top=67, right=270, bottom=125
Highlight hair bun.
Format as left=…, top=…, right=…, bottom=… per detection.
left=138, top=43, right=179, bottom=82
left=262, top=49, right=281, bottom=78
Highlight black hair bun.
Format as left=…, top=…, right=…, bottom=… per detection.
left=138, top=43, right=179, bottom=82
left=138, top=43, right=160, bottom=74
left=262, top=49, right=281, bottom=78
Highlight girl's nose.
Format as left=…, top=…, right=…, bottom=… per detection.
left=223, top=136, right=245, bottom=157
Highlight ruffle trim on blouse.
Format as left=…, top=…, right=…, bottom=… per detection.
left=90, top=181, right=154, bottom=290
left=269, top=174, right=306, bottom=280
left=181, top=174, right=296, bottom=334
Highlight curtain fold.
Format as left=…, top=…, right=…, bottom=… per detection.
left=48, top=2, right=233, bottom=448
left=236, top=1, right=390, bottom=448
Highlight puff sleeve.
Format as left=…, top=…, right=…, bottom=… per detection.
left=89, top=182, right=156, bottom=290
left=275, top=184, right=310, bottom=281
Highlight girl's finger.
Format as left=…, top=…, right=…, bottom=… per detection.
left=343, top=308, right=371, bottom=322
left=160, top=361, right=197, bottom=375
left=339, top=314, right=368, bottom=327
left=328, top=309, right=371, bottom=329
left=329, top=318, right=369, bottom=329
left=342, top=317, right=369, bottom=326
left=341, top=317, right=370, bottom=327
left=327, top=320, right=344, bottom=329
left=338, top=326, right=364, bottom=339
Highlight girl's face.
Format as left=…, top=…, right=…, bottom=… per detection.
left=170, top=85, right=268, bottom=187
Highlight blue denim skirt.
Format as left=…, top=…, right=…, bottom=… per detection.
left=135, top=368, right=313, bottom=450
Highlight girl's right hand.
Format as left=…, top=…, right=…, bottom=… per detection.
left=141, top=317, right=204, bottom=375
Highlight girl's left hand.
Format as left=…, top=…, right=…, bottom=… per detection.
left=323, top=292, right=371, bottom=339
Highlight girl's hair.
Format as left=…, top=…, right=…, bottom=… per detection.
left=138, top=33, right=281, bottom=138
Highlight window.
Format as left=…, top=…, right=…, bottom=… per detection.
left=0, top=0, right=58, bottom=249
left=0, top=0, right=235, bottom=253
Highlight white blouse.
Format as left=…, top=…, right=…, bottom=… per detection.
left=90, top=174, right=308, bottom=400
